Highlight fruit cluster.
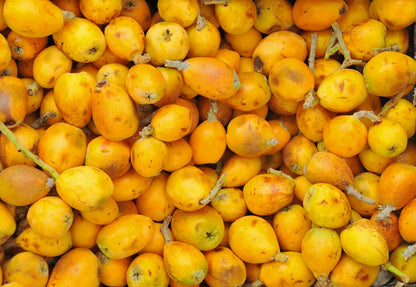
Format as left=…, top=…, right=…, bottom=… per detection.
left=0, top=0, right=416, bottom=286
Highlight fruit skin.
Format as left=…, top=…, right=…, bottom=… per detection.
left=259, top=251, right=316, bottom=287
left=303, top=183, right=352, bottom=229
left=3, top=0, right=67, bottom=38
left=96, top=214, right=155, bottom=260
left=163, top=241, right=208, bottom=286
left=0, top=165, right=51, bottom=206
left=0, top=201, right=16, bottom=244
left=179, top=57, right=241, bottom=101
left=53, top=17, right=106, bottom=63
left=228, top=215, right=281, bottom=264
left=46, top=248, right=101, bottom=287
left=363, top=51, right=416, bottom=98
left=292, top=0, right=347, bottom=31
left=126, top=253, right=169, bottom=287
left=0, top=76, right=28, bottom=128
left=55, top=165, right=114, bottom=212
left=340, top=218, right=389, bottom=266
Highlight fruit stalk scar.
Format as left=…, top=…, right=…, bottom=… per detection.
left=0, top=120, right=60, bottom=180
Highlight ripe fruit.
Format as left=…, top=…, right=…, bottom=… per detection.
left=215, top=0, right=257, bottom=35
left=96, top=214, right=155, bottom=259
left=126, top=253, right=170, bottom=287
left=0, top=76, right=28, bottom=127
left=340, top=218, right=389, bottom=266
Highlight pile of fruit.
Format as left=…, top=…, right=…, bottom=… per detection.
left=1, top=0, right=416, bottom=286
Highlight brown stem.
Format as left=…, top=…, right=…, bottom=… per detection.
left=378, top=92, right=405, bottom=117
left=160, top=215, right=173, bottom=244
left=199, top=173, right=227, bottom=205
left=345, top=185, right=376, bottom=204
left=308, top=32, right=318, bottom=73
left=402, top=242, right=416, bottom=262
left=374, top=204, right=396, bottom=222
left=0, top=121, right=59, bottom=180
left=31, top=111, right=56, bottom=129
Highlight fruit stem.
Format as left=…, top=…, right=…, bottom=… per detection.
left=196, top=14, right=207, bottom=31
left=139, top=124, right=153, bottom=139
left=324, top=30, right=338, bottom=60
left=164, top=60, right=190, bottom=71
left=62, top=10, right=76, bottom=21
left=378, top=92, right=405, bottom=118
left=402, top=242, right=416, bottom=262
left=271, top=252, right=289, bottom=262
left=383, top=261, right=409, bottom=284
left=372, top=44, right=401, bottom=55
left=267, top=167, right=295, bottom=182
left=233, top=70, right=241, bottom=90
left=207, top=100, right=218, bottom=122
left=308, top=32, right=318, bottom=73
left=352, top=110, right=380, bottom=123
left=242, top=279, right=263, bottom=287
left=160, top=215, right=173, bottom=244
left=331, top=22, right=364, bottom=69
left=303, top=90, right=318, bottom=109
left=345, top=185, right=376, bottom=204
left=132, top=52, right=151, bottom=65
left=200, top=0, right=230, bottom=5
left=30, top=111, right=56, bottom=129
left=199, top=173, right=227, bottom=205
left=0, top=121, right=60, bottom=180
left=374, top=204, right=396, bottom=222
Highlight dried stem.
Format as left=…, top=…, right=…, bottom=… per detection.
left=272, top=252, right=289, bottom=262
left=31, top=111, right=56, bottom=129
left=62, top=10, right=76, bottom=21
left=378, top=92, right=405, bottom=117
left=196, top=14, right=207, bottom=31
left=132, top=53, right=151, bottom=65
left=374, top=204, right=396, bottom=222
left=138, top=124, right=153, bottom=139
left=352, top=110, right=380, bottom=123
left=199, top=173, right=227, bottom=205
left=200, top=0, right=230, bottom=4
left=303, top=91, right=318, bottom=109
left=164, top=60, right=190, bottom=71
left=207, top=100, right=218, bottom=122
left=242, top=280, right=263, bottom=287
left=372, top=44, right=401, bottom=55
left=345, top=185, right=376, bottom=204
left=0, top=121, right=59, bottom=180
left=402, top=242, right=416, bottom=262
left=332, top=22, right=365, bottom=69
left=308, top=32, right=318, bottom=73
left=160, top=215, right=173, bottom=244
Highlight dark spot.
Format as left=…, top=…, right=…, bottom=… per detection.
left=254, top=56, right=263, bottom=72
left=88, top=47, right=97, bottom=54
left=114, top=32, right=121, bottom=38
left=339, top=4, right=348, bottom=15
left=251, top=219, right=258, bottom=226
left=321, top=200, right=328, bottom=206
left=48, top=76, right=55, bottom=85
left=4, top=120, right=16, bottom=126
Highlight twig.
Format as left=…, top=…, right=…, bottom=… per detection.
left=31, top=111, right=56, bottom=129
left=332, top=22, right=365, bottom=69
left=308, top=32, right=318, bottom=73
left=378, top=92, right=405, bottom=117
left=0, top=121, right=59, bottom=180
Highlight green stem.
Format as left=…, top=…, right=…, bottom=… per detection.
left=383, top=262, right=409, bottom=284
left=0, top=121, right=60, bottom=180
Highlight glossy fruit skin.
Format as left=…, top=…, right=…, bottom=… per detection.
left=126, top=252, right=169, bottom=287
left=46, top=248, right=101, bottom=287
left=96, top=214, right=155, bottom=260
left=3, top=0, right=66, bottom=38
left=340, top=218, right=389, bottom=266
left=228, top=215, right=280, bottom=264
left=303, top=183, right=352, bottom=229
